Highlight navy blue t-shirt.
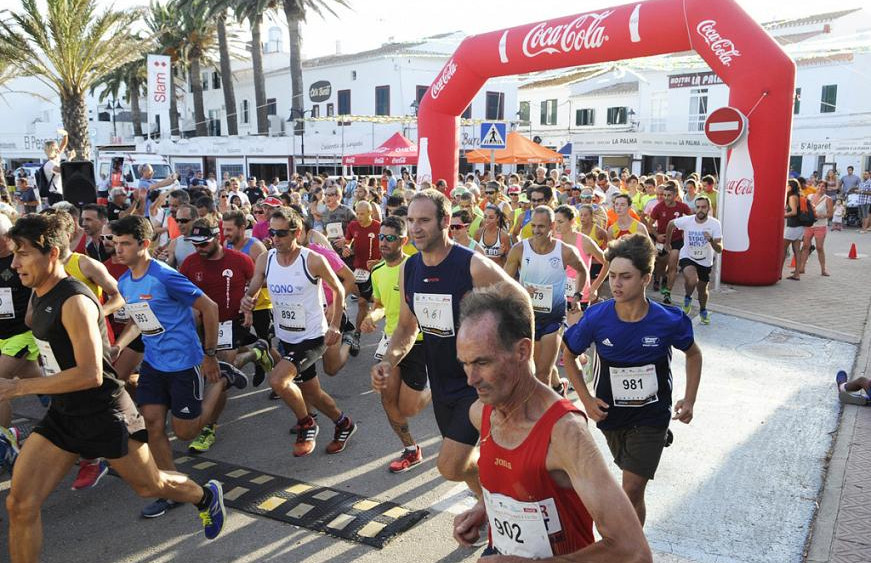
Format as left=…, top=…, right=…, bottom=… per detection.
left=564, top=299, right=694, bottom=430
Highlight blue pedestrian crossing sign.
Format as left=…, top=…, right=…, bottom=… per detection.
left=479, top=122, right=507, bottom=149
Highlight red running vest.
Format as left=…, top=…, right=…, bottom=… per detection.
left=479, top=399, right=595, bottom=557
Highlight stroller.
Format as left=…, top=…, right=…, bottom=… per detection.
left=845, top=193, right=862, bottom=228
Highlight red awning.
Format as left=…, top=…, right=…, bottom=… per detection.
left=342, top=132, right=418, bottom=166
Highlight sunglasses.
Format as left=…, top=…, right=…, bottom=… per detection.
left=220, top=195, right=228, bottom=199
left=484, top=191, right=496, bottom=195
left=176, top=218, right=192, bottom=224
left=269, top=228, right=296, bottom=238
left=449, top=224, right=468, bottom=230
left=191, top=240, right=212, bottom=247
left=580, top=196, right=593, bottom=200
left=509, top=193, right=519, bottom=196
left=101, top=234, right=113, bottom=241
left=378, top=233, right=400, bottom=242
left=325, top=192, right=338, bottom=197
left=530, top=198, right=545, bottom=204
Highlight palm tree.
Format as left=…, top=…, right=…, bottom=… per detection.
left=145, top=0, right=185, bottom=137
left=92, top=58, right=148, bottom=138
left=282, top=0, right=350, bottom=136
left=176, top=0, right=219, bottom=137
left=234, top=1, right=282, bottom=136
left=0, top=0, right=145, bottom=159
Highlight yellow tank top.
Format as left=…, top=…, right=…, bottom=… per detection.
left=64, top=253, right=102, bottom=300
left=609, top=220, right=640, bottom=240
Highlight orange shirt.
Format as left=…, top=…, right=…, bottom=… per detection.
left=606, top=207, right=640, bottom=227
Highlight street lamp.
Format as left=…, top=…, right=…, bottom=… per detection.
left=106, top=98, right=123, bottom=139
left=287, top=108, right=314, bottom=174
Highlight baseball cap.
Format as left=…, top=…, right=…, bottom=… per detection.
left=261, top=196, right=282, bottom=207
left=247, top=176, right=256, bottom=181
left=184, top=224, right=220, bottom=244
left=507, top=185, right=521, bottom=195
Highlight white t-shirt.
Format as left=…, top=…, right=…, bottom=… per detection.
left=673, top=215, right=722, bottom=268
left=42, top=159, right=62, bottom=194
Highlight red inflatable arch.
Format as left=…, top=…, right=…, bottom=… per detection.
left=417, top=0, right=795, bottom=286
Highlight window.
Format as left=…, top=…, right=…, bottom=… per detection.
left=793, top=88, right=801, bottom=115
left=607, top=107, right=629, bottom=126
left=518, top=101, right=530, bottom=125
left=485, top=92, right=505, bottom=120
left=462, top=105, right=472, bottom=119
left=687, top=88, right=708, bottom=131
left=375, top=85, right=390, bottom=115
left=416, top=85, right=428, bottom=105
left=649, top=92, right=667, bottom=132
left=311, top=104, right=320, bottom=118
left=212, top=71, right=220, bottom=90
left=540, top=99, right=557, bottom=125
left=821, top=84, right=837, bottom=113
left=201, top=72, right=209, bottom=91
left=207, top=109, right=221, bottom=136
left=337, top=89, right=351, bottom=115
left=326, top=103, right=334, bottom=117
left=789, top=155, right=802, bottom=174
left=241, top=100, right=249, bottom=124
left=575, top=108, right=594, bottom=126
left=266, top=98, right=277, bottom=116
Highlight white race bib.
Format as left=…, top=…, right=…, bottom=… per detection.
left=413, top=293, right=454, bottom=337
left=690, top=244, right=707, bottom=261
left=564, top=278, right=577, bottom=300
left=113, top=306, right=129, bottom=322
left=353, top=268, right=371, bottom=284
left=275, top=300, right=305, bottom=332
left=483, top=490, right=554, bottom=558
left=217, top=320, right=233, bottom=350
left=610, top=364, right=659, bottom=407
left=526, top=283, right=553, bottom=313
left=35, top=338, right=61, bottom=376
left=374, top=332, right=390, bottom=361
left=326, top=222, right=344, bottom=239
left=0, top=287, right=14, bottom=319
left=126, top=301, right=166, bottom=336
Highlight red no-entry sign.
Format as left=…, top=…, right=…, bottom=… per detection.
left=705, top=107, right=747, bottom=147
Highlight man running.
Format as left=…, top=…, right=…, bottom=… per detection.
left=562, top=234, right=702, bottom=525
left=343, top=200, right=381, bottom=357
left=241, top=207, right=357, bottom=457
left=1, top=214, right=226, bottom=562
left=452, top=282, right=651, bottom=561
left=161, top=203, right=198, bottom=268
left=504, top=206, right=587, bottom=394
left=666, top=195, right=722, bottom=324
left=111, top=215, right=247, bottom=518
left=362, top=216, right=431, bottom=473
left=372, top=189, right=517, bottom=497
left=648, top=182, right=691, bottom=304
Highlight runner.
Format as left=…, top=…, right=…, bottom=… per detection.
left=452, top=282, right=651, bottom=560
left=362, top=216, right=431, bottom=473
left=648, top=182, right=691, bottom=304
left=609, top=194, right=649, bottom=240
left=372, top=189, right=517, bottom=497
left=449, top=210, right=483, bottom=253
left=343, top=200, right=381, bottom=357
left=562, top=233, right=702, bottom=525
left=161, top=203, right=198, bottom=268
left=1, top=214, right=226, bottom=562
left=666, top=196, right=723, bottom=324
left=179, top=218, right=271, bottom=453
left=504, top=206, right=587, bottom=394
left=554, top=205, right=610, bottom=309
left=111, top=215, right=247, bottom=518
left=474, top=205, right=511, bottom=267
left=241, top=207, right=357, bottom=457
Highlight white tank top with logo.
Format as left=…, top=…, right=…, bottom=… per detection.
left=265, top=247, right=327, bottom=344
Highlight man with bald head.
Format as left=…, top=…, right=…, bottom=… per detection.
left=343, top=200, right=381, bottom=357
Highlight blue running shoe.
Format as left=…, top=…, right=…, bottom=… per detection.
left=199, top=480, right=226, bottom=540
left=217, top=361, right=248, bottom=390
left=682, top=296, right=692, bottom=315
left=0, top=426, right=20, bottom=475
left=141, top=498, right=181, bottom=518
left=836, top=370, right=849, bottom=388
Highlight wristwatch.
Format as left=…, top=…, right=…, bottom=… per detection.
left=203, top=348, right=217, bottom=357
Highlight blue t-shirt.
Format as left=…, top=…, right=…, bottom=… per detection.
left=564, top=299, right=694, bottom=430
left=118, top=259, right=204, bottom=372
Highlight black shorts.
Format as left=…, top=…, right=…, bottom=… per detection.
left=33, top=390, right=147, bottom=459
left=279, top=337, right=327, bottom=383
left=128, top=334, right=145, bottom=354
left=226, top=319, right=258, bottom=349
left=136, top=362, right=203, bottom=420
left=602, top=425, right=669, bottom=480
left=589, top=262, right=603, bottom=280
left=398, top=342, right=428, bottom=392
left=679, top=258, right=712, bottom=283
left=669, top=238, right=684, bottom=252
left=356, top=277, right=374, bottom=301
left=432, top=394, right=479, bottom=446
left=252, top=308, right=273, bottom=342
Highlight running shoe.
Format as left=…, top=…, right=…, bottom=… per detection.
left=682, top=296, right=692, bottom=314
left=269, top=390, right=281, bottom=400
left=251, top=340, right=274, bottom=387
left=836, top=370, right=849, bottom=389
left=189, top=425, right=216, bottom=453
left=652, top=279, right=660, bottom=292
left=0, top=425, right=20, bottom=475
left=326, top=419, right=357, bottom=454
left=293, top=420, right=319, bottom=457
left=71, top=458, right=109, bottom=490
left=289, top=412, right=318, bottom=434
left=839, top=389, right=869, bottom=406
left=141, top=498, right=181, bottom=518
left=349, top=331, right=361, bottom=357
left=218, top=361, right=249, bottom=390
left=699, top=310, right=711, bottom=325
left=389, top=445, right=423, bottom=473
left=199, top=480, right=226, bottom=540
left=661, top=288, right=671, bottom=305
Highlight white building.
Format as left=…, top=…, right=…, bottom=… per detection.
left=517, top=7, right=871, bottom=179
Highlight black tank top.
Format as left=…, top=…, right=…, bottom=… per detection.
left=30, top=277, right=124, bottom=416
left=0, top=253, right=32, bottom=339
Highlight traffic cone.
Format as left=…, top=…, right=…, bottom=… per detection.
left=849, top=243, right=858, bottom=259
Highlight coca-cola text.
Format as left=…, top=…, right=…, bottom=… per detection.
left=522, top=11, right=613, bottom=58
left=726, top=177, right=754, bottom=196
left=430, top=59, right=457, bottom=100
left=696, top=20, right=742, bottom=67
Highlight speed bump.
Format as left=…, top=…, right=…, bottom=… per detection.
left=174, top=454, right=429, bottom=548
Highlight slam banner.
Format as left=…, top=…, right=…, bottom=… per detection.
left=147, top=54, right=171, bottom=112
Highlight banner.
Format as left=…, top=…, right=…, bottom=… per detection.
left=147, top=54, right=171, bottom=112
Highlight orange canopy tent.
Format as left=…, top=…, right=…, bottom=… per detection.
left=465, top=132, right=564, bottom=164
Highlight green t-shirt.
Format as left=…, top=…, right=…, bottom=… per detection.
left=371, top=256, right=422, bottom=341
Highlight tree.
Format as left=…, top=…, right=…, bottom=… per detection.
left=232, top=1, right=282, bottom=136
left=145, top=0, right=185, bottom=137
left=0, top=0, right=145, bottom=160
left=282, top=0, right=349, bottom=136
left=176, top=0, right=219, bottom=137
left=92, top=58, right=148, bottom=138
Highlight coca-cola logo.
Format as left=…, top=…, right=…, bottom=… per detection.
left=727, top=177, right=754, bottom=195
left=696, top=20, right=741, bottom=67
left=430, top=59, right=457, bottom=100
left=522, top=11, right=613, bottom=58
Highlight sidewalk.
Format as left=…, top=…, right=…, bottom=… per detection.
left=653, top=227, right=871, bottom=562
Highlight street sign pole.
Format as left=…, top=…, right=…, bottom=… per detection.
left=713, top=145, right=728, bottom=292
left=490, top=150, right=496, bottom=179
